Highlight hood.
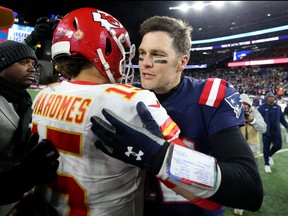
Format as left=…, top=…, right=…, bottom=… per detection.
left=265, top=92, right=275, bottom=101
left=240, top=93, right=252, bottom=107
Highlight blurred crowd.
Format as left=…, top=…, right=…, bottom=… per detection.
left=133, top=65, right=288, bottom=99
left=191, top=66, right=288, bottom=97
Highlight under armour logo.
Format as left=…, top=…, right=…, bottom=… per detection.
left=125, top=146, right=144, bottom=160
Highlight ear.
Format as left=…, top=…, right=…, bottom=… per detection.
left=177, top=55, right=189, bottom=72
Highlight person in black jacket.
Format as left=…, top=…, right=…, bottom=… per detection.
left=0, top=40, right=59, bottom=214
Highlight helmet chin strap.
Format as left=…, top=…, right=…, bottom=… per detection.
left=97, top=48, right=116, bottom=84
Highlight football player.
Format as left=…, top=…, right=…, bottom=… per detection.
left=30, top=7, right=183, bottom=216
left=90, top=16, right=264, bottom=215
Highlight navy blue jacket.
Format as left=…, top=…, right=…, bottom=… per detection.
left=258, top=102, right=288, bottom=136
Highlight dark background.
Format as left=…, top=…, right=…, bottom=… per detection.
left=1, top=1, right=288, bottom=48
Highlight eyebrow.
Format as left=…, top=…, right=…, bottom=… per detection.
left=138, top=48, right=166, bottom=54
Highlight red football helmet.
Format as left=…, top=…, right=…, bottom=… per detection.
left=52, top=7, right=135, bottom=84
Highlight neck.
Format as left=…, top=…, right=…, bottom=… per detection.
left=154, top=78, right=182, bottom=103
left=72, top=68, right=110, bottom=84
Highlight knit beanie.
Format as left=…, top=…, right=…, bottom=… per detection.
left=265, top=92, right=275, bottom=101
left=0, top=40, right=37, bottom=70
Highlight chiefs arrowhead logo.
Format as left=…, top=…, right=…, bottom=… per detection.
left=92, top=10, right=123, bottom=30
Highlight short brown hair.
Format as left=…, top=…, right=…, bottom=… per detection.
left=139, top=16, right=193, bottom=58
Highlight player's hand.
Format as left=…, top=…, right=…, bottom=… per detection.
left=90, top=101, right=169, bottom=174
left=19, top=133, right=60, bottom=189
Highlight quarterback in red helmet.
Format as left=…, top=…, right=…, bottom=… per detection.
left=52, top=7, right=135, bottom=84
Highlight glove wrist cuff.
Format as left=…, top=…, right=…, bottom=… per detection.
left=150, top=141, right=170, bottom=175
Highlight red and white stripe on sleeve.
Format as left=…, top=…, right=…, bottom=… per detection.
left=198, top=78, right=227, bottom=108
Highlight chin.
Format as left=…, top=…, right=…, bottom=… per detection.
left=141, top=82, right=152, bottom=90
left=23, top=81, right=33, bottom=88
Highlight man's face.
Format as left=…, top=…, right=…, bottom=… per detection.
left=0, top=59, right=37, bottom=88
left=267, top=96, right=275, bottom=105
left=138, top=31, right=188, bottom=94
left=243, top=102, right=250, bottom=111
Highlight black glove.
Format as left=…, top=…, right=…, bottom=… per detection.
left=6, top=188, right=59, bottom=216
left=24, top=16, right=61, bottom=47
left=90, top=101, right=169, bottom=174
left=0, top=134, right=59, bottom=205
left=19, top=133, right=60, bottom=189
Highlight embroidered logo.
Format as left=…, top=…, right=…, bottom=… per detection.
left=125, top=146, right=144, bottom=160
left=225, top=92, right=242, bottom=118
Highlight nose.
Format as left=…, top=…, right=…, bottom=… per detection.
left=140, top=54, right=154, bottom=67
left=27, top=63, right=37, bottom=72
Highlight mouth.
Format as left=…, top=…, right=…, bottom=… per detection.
left=26, top=76, right=35, bottom=82
left=141, top=72, right=155, bottom=79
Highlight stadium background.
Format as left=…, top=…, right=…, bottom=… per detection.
left=1, top=1, right=288, bottom=103
left=2, top=1, right=288, bottom=215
